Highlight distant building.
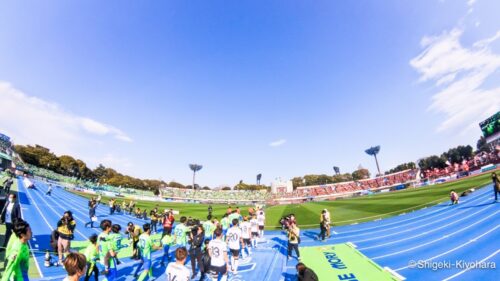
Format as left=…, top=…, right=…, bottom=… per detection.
left=271, top=178, right=293, bottom=193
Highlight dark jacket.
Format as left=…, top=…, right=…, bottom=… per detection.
left=189, top=232, right=204, bottom=254
left=299, top=268, right=319, bottom=281
left=3, top=178, right=14, bottom=188
left=201, top=249, right=211, bottom=273
left=0, top=201, right=21, bottom=224
left=493, top=176, right=500, bottom=191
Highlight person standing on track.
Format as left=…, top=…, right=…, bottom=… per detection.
left=287, top=222, right=301, bottom=261
left=98, top=219, right=117, bottom=279
left=83, top=234, right=99, bottom=281
left=162, top=210, right=175, bottom=237
left=46, top=184, right=53, bottom=196
left=57, top=211, right=76, bottom=266
left=202, top=215, right=215, bottom=241
left=125, top=222, right=142, bottom=260
left=323, top=209, right=331, bottom=238
left=250, top=214, right=259, bottom=248
left=133, top=223, right=161, bottom=281
left=492, top=172, right=500, bottom=202
left=188, top=225, right=204, bottom=279
left=240, top=216, right=252, bottom=258
left=257, top=210, right=265, bottom=239
left=220, top=214, right=230, bottom=240
left=1, top=193, right=21, bottom=250
left=208, top=228, right=230, bottom=281
left=2, top=177, right=14, bottom=195
left=85, top=198, right=97, bottom=228
left=226, top=219, right=243, bottom=273
left=173, top=216, right=190, bottom=248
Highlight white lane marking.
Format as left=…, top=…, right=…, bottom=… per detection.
left=441, top=248, right=500, bottom=281
left=299, top=195, right=491, bottom=243
left=28, top=182, right=88, bottom=240
left=395, top=224, right=500, bottom=271
left=371, top=210, right=500, bottom=260
left=336, top=190, right=491, bottom=235
left=17, top=178, right=45, bottom=278
left=357, top=200, right=495, bottom=249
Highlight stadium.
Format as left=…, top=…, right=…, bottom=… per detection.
left=1, top=1, right=500, bottom=281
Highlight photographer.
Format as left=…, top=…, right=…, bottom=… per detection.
left=188, top=225, right=204, bottom=279
left=287, top=222, right=300, bottom=261
left=57, top=211, right=76, bottom=266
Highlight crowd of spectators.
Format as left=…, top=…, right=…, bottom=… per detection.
left=160, top=187, right=271, bottom=202
left=273, top=170, right=418, bottom=200
left=421, top=150, right=500, bottom=180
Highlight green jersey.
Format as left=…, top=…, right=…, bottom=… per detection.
left=98, top=232, right=113, bottom=267
left=4, top=234, right=19, bottom=260
left=2, top=239, right=29, bottom=281
left=84, top=244, right=98, bottom=264
left=108, top=233, right=122, bottom=251
left=161, top=234, right=174, bottom=246
left=174, top=224, right=189, bottom=246
left=228, top=213, right=239, bottom=223
left=138, top=233, right=154, bottom=260
left=221, top=217, right=230, bottom=230
left=202, top=221, right=215, bottom=238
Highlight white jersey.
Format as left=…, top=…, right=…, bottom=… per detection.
left=226, top=227, right=242, bottom=249
left=209, top=239, right=227, bottom=267
left=240, top=222, right=251, bottom=239
left=257, top=213, right=265, bottom=226
left=166, top=262, right=190, bottom=281
left=250, top=218, right=259, bottom=232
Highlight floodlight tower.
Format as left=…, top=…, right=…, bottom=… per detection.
left=189, top=164, right=203, bottom=190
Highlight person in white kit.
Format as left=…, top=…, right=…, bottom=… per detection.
left=239, top=216, right=252, bottom=258
left=208, top=228, right=229, bottom=281
left=166, top=247, right=190, bottom=281
left=257, top=210, right=266, bottom=239
left=250, top=214, right=259, bottom=248
left=226, top=218, right=244, bottom=273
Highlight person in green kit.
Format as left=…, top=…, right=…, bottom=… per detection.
left=2, top=219, right=32, bottom=281
left=3, top=226, right=19, bottom=269
left=160, top=232, right=174, bottom=266
left=98, top=219, right=117, bottom=281
left=83, top=234, right=99, bottom=281
left=133, top=223, right=161, bottom=281
left=221, top=214, right=230, bottom=239
left=228, top=210, right=240, bottom=227
left=173, top=216, right=190, bottom=247
left=202, top=215, right=215, bottom=241
left=108, top=224, right=123, bottom=266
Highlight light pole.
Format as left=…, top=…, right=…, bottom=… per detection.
left=365, top=145, right=382, bottom=176
left=189, top=164, right=203, bottom=190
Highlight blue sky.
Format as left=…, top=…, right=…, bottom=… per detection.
left=0, top=0, right=499, bottom=187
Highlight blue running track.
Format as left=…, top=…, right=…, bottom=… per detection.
left=15, top=177, right=499, bottom=281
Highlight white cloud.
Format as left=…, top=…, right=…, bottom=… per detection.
left=467, top=0, right=477, bottom=7
left=410, top=28, right=500, bottom=132
left=0, top=81, right=133, bottom=155
left=269, top=139, right=286, bottom=147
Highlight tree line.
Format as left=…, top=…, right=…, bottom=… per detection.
left=14, top=144, right=174, bottom=191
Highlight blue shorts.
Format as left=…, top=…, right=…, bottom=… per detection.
left=142, top=258, right=152, bottom=270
